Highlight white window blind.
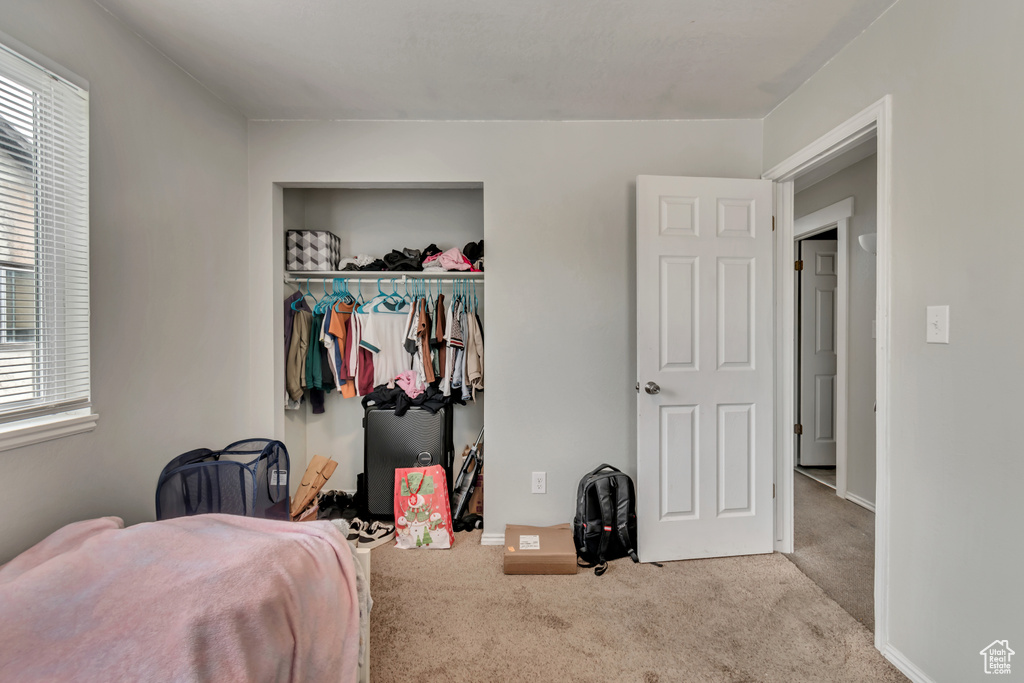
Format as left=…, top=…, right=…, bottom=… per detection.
left=0, top=41, right=90, bottom=425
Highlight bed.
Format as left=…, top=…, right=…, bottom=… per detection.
left=0, top=514, right=371, bottom=683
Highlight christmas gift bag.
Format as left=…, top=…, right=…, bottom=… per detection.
left=394, top=465, right=453, bottom=549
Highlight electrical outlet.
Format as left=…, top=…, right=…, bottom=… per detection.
left=926, top=305, right=949, bottom=344
left=531, top=471, right=546, bottom=494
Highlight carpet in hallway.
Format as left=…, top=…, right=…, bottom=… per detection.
left=369, top=529, right=905, bottom=682
left=786, top=471, right=875, bottom=630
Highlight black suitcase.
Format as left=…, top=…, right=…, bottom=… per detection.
left=363, top=405, right=454, bottom=518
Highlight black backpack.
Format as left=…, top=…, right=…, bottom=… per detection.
left=573, top=464, right=640, bottom=575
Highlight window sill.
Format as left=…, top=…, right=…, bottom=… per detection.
left=0, top=410, right=98, bottom=453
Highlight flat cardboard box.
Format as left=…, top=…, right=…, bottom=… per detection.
left=503, top=523, right=578, bottom=575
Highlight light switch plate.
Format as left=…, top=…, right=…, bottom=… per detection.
left=926, top=305, right=949, bottom=344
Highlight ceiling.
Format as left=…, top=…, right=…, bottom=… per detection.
left=94, top=0, right=897, bottom=121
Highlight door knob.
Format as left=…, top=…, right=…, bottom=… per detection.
left=644, top=381, right=661, bottom=395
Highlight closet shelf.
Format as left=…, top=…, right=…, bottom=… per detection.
left=285, top=270, right=484, bottom=284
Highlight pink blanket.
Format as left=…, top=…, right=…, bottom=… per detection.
left=0, top=515, right=360, bottom=683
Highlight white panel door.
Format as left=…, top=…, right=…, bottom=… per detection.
left=636, top=175, right=774, bottom=563
left=798, top=240, right=838, bottom=466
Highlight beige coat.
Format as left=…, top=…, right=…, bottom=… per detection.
left=286, top=309, right=312, bottom=401
left=465, top=312, right=484, bottom=396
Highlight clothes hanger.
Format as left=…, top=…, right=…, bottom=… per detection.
left=314, top=279, right=332, bottom=314
left=332, top=279, right=355, bottom=312
left=291, top=279, right=317, bottom=311
left=357, top=279, right=386, bottom=314
left=367, top=278, right=408, bottom=314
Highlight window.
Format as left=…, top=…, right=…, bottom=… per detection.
left=0, top=36, right=93, bottom=447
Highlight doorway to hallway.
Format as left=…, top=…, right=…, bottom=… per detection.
left=788, top=471, right=875, bottom=629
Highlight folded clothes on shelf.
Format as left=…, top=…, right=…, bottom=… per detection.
left=463, top=240, right=484, bottom=262
left=330, top=242, right=483, bottom=273
left=383, top=248, right=422, bottom=271
left=423, top=247, right=476, bottom=272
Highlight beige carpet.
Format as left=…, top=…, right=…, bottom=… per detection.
left=787, top=472, right=875, bottom=630
left=794, top=465, right=837, bottom=489
left=369, top=530, right=906, bottom=682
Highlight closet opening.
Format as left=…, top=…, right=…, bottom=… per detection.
left=276, top=181, right=485, bottom=532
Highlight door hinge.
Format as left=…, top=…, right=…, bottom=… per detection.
left=794, top=423, right=803, bottom=435
left=772, top=216, right=776, bottom=232
left=794, top=260, right=803, bottom=271
left=773, top=484, right=776, bottom=499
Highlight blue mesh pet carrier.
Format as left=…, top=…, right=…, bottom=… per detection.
left=156, top=439, right=290, bottom=520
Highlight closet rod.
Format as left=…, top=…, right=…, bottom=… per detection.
left=284, top=273, right=484, bottom=285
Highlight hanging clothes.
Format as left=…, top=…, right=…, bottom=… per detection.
left=284, top=292, right=309, bottom=364
left=284, top=292, right=311, bottom=410
left=318, top=312, right=336, bottom=394
left=440, top=297, right=455, bottom=396
left=286, top=278, right=482, bottom=410
left=305, top=311, right=328, bottom=414
left=402, top=299, right=422, bottom=383
left=417, top=299, right=435, bottom=384
left=357, top=303, right=412, bottom=388
left=323, top=306, right=341, bottom=389
left=459, top=300, right=472, bottom=401
left=329, top=300, right=357, bottom=399
left=465, top=311, right=484, bottom=397
left=286, top=308, right=312, bottom=403
left=348, top=308, right=377, bottom=396
left=433, top=293, right=446, bottom=382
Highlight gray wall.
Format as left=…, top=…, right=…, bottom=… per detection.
left=295, top=187, right=484, bottom=258
left=795, top=154, right=877, bottom=505
left=765, top=0, right=1023, bottom=679
left=248, top=120, right=763, bottom=538
left=0, top=1, right=249, bottom=561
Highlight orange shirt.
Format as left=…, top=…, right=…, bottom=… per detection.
left=330, top=301, right=357, bottom=399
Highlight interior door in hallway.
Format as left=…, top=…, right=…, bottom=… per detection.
left=636, top=175, right=774, bottom=563
left=797, top=239, right=838, bottom=467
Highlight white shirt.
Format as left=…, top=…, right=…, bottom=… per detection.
left=359, top=307, right=413, bottom=387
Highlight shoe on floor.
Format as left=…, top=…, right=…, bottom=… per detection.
left=345, top=518, right=368, bottom=543
left=357, top=521, right=395, bottom=549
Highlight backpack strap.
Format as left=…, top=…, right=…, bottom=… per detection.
left=592, top=476, right=615, bottom=576
left=612, top=476, right=639, bottom=563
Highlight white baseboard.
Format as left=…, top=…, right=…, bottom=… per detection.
left=845, top=491, right=876, bottom=513
left=883, top=644, right=935, bottom=683
left=480, top=532, right=504, bottom=546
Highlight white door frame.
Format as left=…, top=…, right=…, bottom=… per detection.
left=795, top=197, right=852, bottom=497
left=763, top=95, right=892, bottom=652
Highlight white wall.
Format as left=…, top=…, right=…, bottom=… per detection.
left=0, top=2, right=249, bottom=561
left=795, top=154, right=877, bottom=504
left=765, top=0, right=1023, bottom=679
left=294, top=187, right=484, bottom=258
left=283, top=187, right=485, bottom=489
left=248, top=120, right=763, bottom=537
